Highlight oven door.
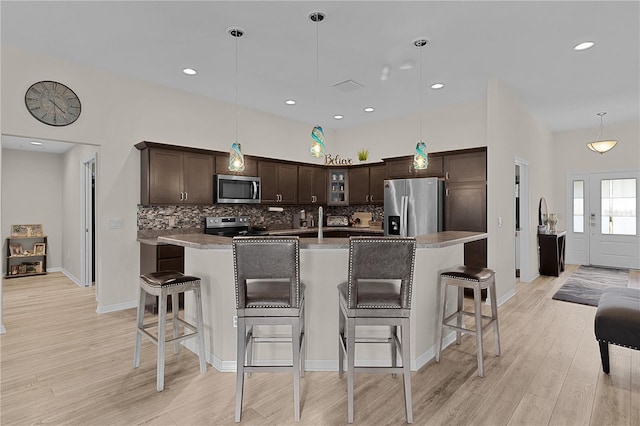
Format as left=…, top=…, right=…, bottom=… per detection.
left=215, top=175, right=261, bottom=204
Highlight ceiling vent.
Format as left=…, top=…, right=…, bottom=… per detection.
left=332, top=79, right=364, bottom=92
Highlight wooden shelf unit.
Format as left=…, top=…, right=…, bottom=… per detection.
left=5, top=235, right=48, bottom=279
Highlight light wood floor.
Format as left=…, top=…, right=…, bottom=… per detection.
left=1, top=267, right=639, bottom=425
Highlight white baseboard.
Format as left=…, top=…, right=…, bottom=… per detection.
left=59, top=268, right=84, bottom=288
left=96, top=300, right=137, bottom=314
left=183, top=333, right=459, bottom=373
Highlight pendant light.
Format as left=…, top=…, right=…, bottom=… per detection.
left=228, top=27, right=245, bottom=172
left=413, top=39, right=429, bottom=170
left=587, top=112, right=618, bottom=154
left=309, top=12, right=326, bottom=158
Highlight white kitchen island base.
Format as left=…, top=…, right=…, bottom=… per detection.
left=161, top=234, right=486, bottom=373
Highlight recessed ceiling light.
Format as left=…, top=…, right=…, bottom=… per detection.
left=399, top=61, right=414, bottom=71
left=29, top=141, right=43, bottom=146
left=363, top=107, right=375, bottom=113
left=334, top=115, right=344, bottom=120
left=430, top=83, right=445, bottom=90
left=284, top=99, right=296, bottom=105
left=573, top=41, right=595, bottom=51
left=182, top=68, right=197, bottom=75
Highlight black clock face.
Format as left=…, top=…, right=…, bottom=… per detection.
left=25, top=80, right=81, bottom=126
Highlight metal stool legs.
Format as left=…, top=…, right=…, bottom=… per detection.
left=134, top=273, right=207, bottom=392
left=435, top=268, right=500, bottom=377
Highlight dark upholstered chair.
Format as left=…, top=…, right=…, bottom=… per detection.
left=337, top=236, right=416, bottom=424
left=233, top=236, right=305, bottom=422
left=595, top=286, right=640, bottom=374
left=134, top=270, right=207, bottom=392
left=435, top=265, right=500, bottom=377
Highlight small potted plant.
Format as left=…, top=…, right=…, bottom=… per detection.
left=357, top=148, right=369, bottom=162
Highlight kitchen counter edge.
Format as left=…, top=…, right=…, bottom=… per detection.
left=153, top=231, right=487, bottom=250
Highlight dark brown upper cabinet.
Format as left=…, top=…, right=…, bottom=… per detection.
left=298, top=165, right=327, bottom=205
left=258, top=161, right=298, bottom=204
left=138, top=145, right=214, bottom=205
left=385, top=154, right=443, bottom=179
left=348, top=164, right=387, bottom=205
left=443, top=150, right=486, bottom=182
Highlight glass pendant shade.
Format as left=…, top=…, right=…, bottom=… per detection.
left=587, top=140, right=617, bottom=154
left=310, top=125, right=326, bottom=158
left=587, top=112, right=618, bottom=154
left=229, top=142, right=245, bottom=172
left=413, top=141, right=428, bottom=170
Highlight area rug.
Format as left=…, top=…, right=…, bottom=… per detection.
left=552, top=265, right=629, bottom=307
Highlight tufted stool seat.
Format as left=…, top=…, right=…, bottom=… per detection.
left=337, top=237, right=416, bottom=423
left=435, top=265, right=500, bottom=377
left=134, top=270, right=207, bottom=392
left=594, top=286, right=640, bottom=374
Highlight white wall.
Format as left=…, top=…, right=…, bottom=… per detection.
left=336, top=100, right=487, bottom=160
left=487, top=79, right=554, bottom=295
left=552, top=120, right=640, bottom=222
left=1, top=46, right=332, bottom=312
left=1, top=149, right=63, bottom=270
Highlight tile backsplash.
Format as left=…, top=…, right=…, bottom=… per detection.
left=137, top=204, right=383, bottom=231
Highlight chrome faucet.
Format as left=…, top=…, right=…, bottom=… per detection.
left=318, top=206, right=323, bottom=240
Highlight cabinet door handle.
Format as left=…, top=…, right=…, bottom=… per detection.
left=179, top=192, right=184, bottom=201
left=184, top=192, right=188, bottom=201
left=445, top=188, right=450, bottom=197
left=445, top=171, right=450, bottom=180
left=370, top=194, right=373, bottom=203
left=365, top=195, right=369, bottom=202
left=408, top=165, right=413, bottom=174
left=312, top=195, right=316, bottom=203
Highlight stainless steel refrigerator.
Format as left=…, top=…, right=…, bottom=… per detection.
left=384, top=177, right=443, bottom=237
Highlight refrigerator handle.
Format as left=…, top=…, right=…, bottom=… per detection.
left=400, top=195, right=408, bottom=237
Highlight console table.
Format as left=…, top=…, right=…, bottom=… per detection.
left=538, top=231, right=566, bottom=276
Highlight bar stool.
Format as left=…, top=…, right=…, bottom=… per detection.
left=435, top=265, right=500, bottom=377
left=233, top=236, right=305, bottom=422
left=337, top=236, right=416, bottom=424
left=134, top=270, right=207, bottom=392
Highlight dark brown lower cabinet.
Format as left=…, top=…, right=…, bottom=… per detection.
left=140, top=242, right=185, bottom=313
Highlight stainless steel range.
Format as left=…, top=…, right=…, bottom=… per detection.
left=204, top=216, right=268, bottom=237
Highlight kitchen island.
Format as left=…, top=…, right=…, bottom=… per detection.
left=156, top=231, right=487, bottom=372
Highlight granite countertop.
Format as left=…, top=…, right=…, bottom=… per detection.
left=154, top=231, right=487, bottom=250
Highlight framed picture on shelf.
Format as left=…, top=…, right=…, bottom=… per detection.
left=18, top=264, right=27, bottom=274
left=33, top=243, right=46, bottom=255
left=35, top=261, right=43, bottom=273
left=24, top=262, right=37, bottom=274
left=9, top=244, right=23, bottom=256
left=11, top=224, right=43, bottom=237
left=10, top=265, right=19, bottom=275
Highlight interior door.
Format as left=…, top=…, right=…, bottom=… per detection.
left=588, top=171, right=639, bottom=268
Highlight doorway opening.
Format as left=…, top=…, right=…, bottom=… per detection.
left=82, top=155, right=97, bottom=294
left=515, top=157, right=531, bottom=282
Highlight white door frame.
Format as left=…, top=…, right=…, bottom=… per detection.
left=565, top=172, right=589, bottom=265
left=81, top=154, right=97, bottom=291
left=566, top=169, right=640, bottom=269
left=515, top=157, right=532, bottom=282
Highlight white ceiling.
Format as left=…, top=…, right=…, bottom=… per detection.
left=2, top=1, right=639, bottom=154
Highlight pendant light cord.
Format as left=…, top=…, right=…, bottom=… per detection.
left=235, top=33, right=239, bottom=142
left=419, top=45, right=423, bottom=141
left=315, top=16, right=319, bottom=126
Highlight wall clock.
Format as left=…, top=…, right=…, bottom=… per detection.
left=24, top=80, right=81, bottom=126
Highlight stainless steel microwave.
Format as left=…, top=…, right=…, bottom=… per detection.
left=215, top=174, right=261, bottom=204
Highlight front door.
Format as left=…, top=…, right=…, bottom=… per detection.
left=588, top=171, right=639, bottom=268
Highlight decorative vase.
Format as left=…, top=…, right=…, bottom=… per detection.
left=547, top=213, right=559, bottom=233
